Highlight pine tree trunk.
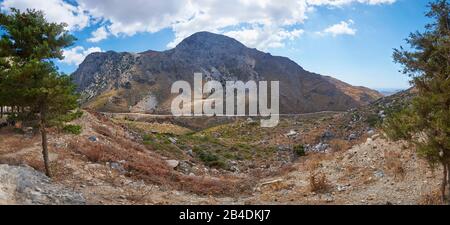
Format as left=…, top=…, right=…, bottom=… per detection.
left=442, top=163, right=448, bottom=203
left=39, top=106, right=51, bottom=177
left=447, top=163, right=450, bottom=204
left=40, top=121, right=51, bottom=177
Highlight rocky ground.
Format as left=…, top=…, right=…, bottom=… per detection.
left=240, top=136, right=441, bottom=205
left=0, top=164, right=85, bottom=205
left=0, top=101, right=444, bottom=205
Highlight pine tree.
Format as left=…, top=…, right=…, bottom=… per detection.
left=383, top=0, right=450, bottom=202
left=0, top=9, right=77, bottom=177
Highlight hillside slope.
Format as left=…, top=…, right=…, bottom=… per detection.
left=0, top=108, right=440, bottom=205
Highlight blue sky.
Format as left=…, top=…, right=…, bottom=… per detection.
left=0, top=0, right=432, bottom=90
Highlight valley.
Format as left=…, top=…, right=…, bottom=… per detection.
left=0, top=90, right=442, bottom=205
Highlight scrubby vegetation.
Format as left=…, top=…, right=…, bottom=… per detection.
left=309, top=172, right=330, bottom=193
left=194, top=147, right=227, bottom=169
left=63, top=125, right=82, bottom=135
left=67, top=134, right=255, bottom=196
left=293, top=144, right=306, bottom=157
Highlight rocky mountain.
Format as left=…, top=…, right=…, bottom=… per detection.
left=72, top=32, right=383, bottom=114
left=322, top=76, right=384, bottom=106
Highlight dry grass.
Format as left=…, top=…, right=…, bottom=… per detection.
left=62, top=110, right=257, bottom=196
left=384, top=150, right=405, bottom=179
left=309, top=172, right=330, bottom=193
left=70, top=142, right=106, bottom=162
left=259, top=179, right=293, bottom=192
left=0, top=156, right=23, bottom=166
left=92, top=124, right=114, bottom=138
left=67, top=136, right=255, bottom=196
left=249, top=164, right=297, bottom=179
left=88, top=110, right=114, bottom=124
left=113, top=119, right=192, bottom=135
left=2, top=157, right=41, bottom=171
left=304, top=153, right=330, bottom=172
left=27, top=157, right=46, bottom=172
left=329, top=139, right=352, bottom=152
left=0, top=131, right=37, bottom=154
left=84, top=90, right=118, bottom=110
left=418, top=190, right=443, bottom=205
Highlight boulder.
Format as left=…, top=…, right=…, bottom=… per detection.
left=321, top=130, right=334, bottom=140
left=88, top=136, right=98, bottom=142
left=348, top=133, right=357, bottom=140
left=166, top=160, right=180, bottom=169
left=246, top=118, right=257, bottom=125
left=168, top=137, right=177, bottom=144
left=285, top=130, right=298, bottom=138
left=187, top=149, right=194, bottom=157
left=109, top=162, right=127, bottom=174
left=308, top=142, right=330, bottom=153
left=0, top=164, right=85, bottom=205
left=177, top=161, right=193, bottom=174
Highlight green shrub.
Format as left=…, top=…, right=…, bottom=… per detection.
left=143, top=134, right=152, bottom=142
left=195, top=148, right=227, bottom=169
left=58, top=110, right=83, bottom=122
left=293, top=144, right=306, bottom=157
left=198, top=150, right=219, bottom=162
left=63, top=125, right=82, bottom=135
left=365, top=114, right=381, bottom=127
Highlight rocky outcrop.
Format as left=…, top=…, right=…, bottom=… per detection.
left=0, top=164, right=85, bottom=205
left=72, top=32, right=383, bottom=114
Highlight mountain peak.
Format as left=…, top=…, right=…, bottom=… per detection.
left=73, top=30, right=382, bottom=114
left=175, top=31, right=247, bottom=51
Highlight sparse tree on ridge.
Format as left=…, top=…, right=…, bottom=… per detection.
left=383, top=0, right=450, bottom=202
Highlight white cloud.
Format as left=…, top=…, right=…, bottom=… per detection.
left=319, top=19, right=357, bottom=37
left=87, top=26, right=109, bottom=43
left=1, top=0, right=396, bottom=52
left=165, top=0, right=311, bottom=49
left=0, top=0, right=90, bottom=31
left=77, top=0, right=393, bottom=49
left=307, top=0, right=396, bottom=6
left=61, top=46, right=102, bottom=65
left=223, top=27, right=304, bottom=50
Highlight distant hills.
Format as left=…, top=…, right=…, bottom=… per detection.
left=72, top=32, right=383, bottom=114
left=376, top=88, right=406, bottom=96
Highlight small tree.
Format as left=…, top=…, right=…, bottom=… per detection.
left=383, top=0, right=450, bottom=202
left=0, top=9, right=77, bottom=177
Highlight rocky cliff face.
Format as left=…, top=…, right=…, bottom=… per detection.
left=72, top=32, right=383, bottom=114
